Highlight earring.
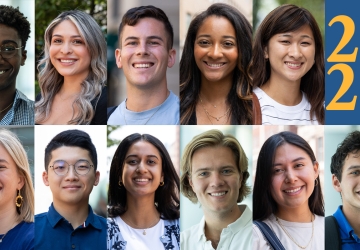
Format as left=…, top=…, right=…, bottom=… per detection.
left=15, top=189, right=23, bottom=208
left=118, top=180, right=123, bottom=187
left=159, top=181, right=164, bottom=186
left=315, top=179, right=319, bottom=186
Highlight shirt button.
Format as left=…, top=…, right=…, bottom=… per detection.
left=72, top=244, right=75, bottom=249
left=161, top=236, right=165, bottom=239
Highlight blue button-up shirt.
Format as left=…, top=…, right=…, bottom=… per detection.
left=35, top=203, right=106, bottom=250
left=333, top=206, right=360, bottom=249
left=0, top=89, right=34, bottom=125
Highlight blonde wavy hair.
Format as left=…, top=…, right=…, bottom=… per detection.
left=35, top=10, right=107, bottom=124
left=181, top=129, right=251, bottom=203
left=0, top=129, right=34, bottom=222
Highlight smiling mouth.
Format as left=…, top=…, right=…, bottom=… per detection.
left=285, top=62, right=303, bottom=68
left=284, top=186, right=303, bottom=193
left=209, top=191, right=227, bottom=197
left=205, top=62, right=226, bottom=68
left=0, top=69, right=9, bottom=74
left=60, top=59, right=76, bottom=63
left=134, top=178, right=150, bottom=182
left=133, top=63, right=154, bottom=68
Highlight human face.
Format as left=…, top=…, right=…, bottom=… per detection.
left=0, top=24, right=26, bottom=91
left=49, top=20, right=91, bottom=82
left=115, top=18, right=175, bottom=89
left=122, top=141, right=163, bottom=198
left=42, top=146, right=99, bottom=207
left=194, top=16, right=238, bottom=84
left=271, top=143, right=319, bottom=212
left=189, top=146, right=241, bottom=215
left=332, top=153, right=360, bottom=211
left=0, top=144, right=24, bottom=211
left=265, top=25, right=315, bottom=84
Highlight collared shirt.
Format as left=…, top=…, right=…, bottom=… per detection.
left=0, top=89, right=34, bottom=125
left=181, top=205, right=252, bottom=250
left=333, top=205, right=360, bottom=249
left=35, top=203, right=106, bottom=250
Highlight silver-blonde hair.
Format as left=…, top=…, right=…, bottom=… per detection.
left=0, top=129, right=34, bottom=222
left=181, top=129, right=250, bottom=203
left=35, top=10, right=107, bottom=124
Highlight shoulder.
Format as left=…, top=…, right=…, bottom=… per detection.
left=35, top=212, right=48, bottom=221
left=181, top=222, right=201, bottom=248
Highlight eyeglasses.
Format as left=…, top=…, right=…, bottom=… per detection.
left=0, top=44, right=23, bottom=59
left=50, top=160, right=94, bottom=176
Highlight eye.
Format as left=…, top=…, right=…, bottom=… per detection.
left=273, top=168, right=284, bottom=174
left=148, top=41, right=159, bottom=45
left=350, top=170, right=360, bottom=175
left=127, top=160, right=137, bottom=165
left=52, top=39, right=62, bottom=44
left=295, top=163, right=304, bottom=168
left=199, top=171, right=209, bottom=177
left=72, top=39, right=84, bottom=45
left=197, top=40, right=210, bottom=46
left=301, top=41, right=311, bottom=46
left=2, top=44, right=16, bottom=51
left=281, top=40, right=290, bottom=44
left=147, top=160, right=156, bottom=164
left=223, top=41, right=235, bottom=47
left=0, top=165, right=7, bottom=170
left=222, top=169, right=233, bottom=175
left=126, top=41, right=137, bottom=46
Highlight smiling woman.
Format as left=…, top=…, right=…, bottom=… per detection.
left=35, top=10, right=107, bottom=125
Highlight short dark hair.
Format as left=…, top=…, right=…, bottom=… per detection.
left=108, top=133, right=179, bottom=220
left=331, top=131, right=360, bottom=181
left=0, top=5, right=31, bottom=48
left=253, top=131, right=324, bottom=221
left=118, top=5, right=174, bottom=49
left=44, top=130, right=98, bottom=171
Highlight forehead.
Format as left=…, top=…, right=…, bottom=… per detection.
left=50, top=146, right=91, bottom=163
left=342, top=152, right=360, bottom=172
left=197, top=16, right=235, bottom=37
left=0, top=144, right=16, bottom=166
left=0, top=23, right=21, bottom=45
left=126, top=140, right=161, bottom=157
left=121, top=17, right=167, bottom=41
left=274, top=143, right=310, bottom=161
left=272, top=24, right=314, bottom=40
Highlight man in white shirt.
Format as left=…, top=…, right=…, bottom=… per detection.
left=180, top=129, right=252, bottom=250
left=107, top=5, right=179, bottom=125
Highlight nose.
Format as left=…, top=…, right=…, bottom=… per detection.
left=136, top=41, right=149, bottom=56
left=60, top=42, right=72, bottom=54
left=285, top=168, right=297, bottom=183
left=207, top=43, right=223, bottom=59
left=210, top=172, right=225, bottom=187
left=136, top=161, right=148, bottom=174
left=288, top=43, right=302, bottom=59
left=64, top=165, right=79, bottom=181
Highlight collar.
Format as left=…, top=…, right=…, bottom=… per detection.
left=46, top=203, right=103, bottom=230
left=333, top=205, right=357, bottom=239
left=14, top=89, right=32, bottom=106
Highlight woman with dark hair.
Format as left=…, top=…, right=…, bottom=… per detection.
left=253, top=131, right=324, bottom=249
left=252, top=4, right=324, bottom=125
left=180, top=3, right=252, bottom=125
left=107, top=133, right=179, bottom=250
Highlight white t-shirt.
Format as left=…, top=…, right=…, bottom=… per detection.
left=181, top=205, right=252, bottom=250
left=253, top=214, right=324, bottom=250
left=253, top=87, right=319, bottom=125
left=116, top=216, right=165, bottom=250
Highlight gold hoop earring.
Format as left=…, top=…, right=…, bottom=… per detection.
left=159, top=181, right=164, bottom=186
left=315, top=179, right=319, bottom=186
left=118, top=180, right=123, bottom=187
left=15, top=189, right=23, bottom=208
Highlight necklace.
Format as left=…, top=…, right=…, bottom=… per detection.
left=122, top=216, right=160, bottom=236
left=276, top=214, right=314, bottom=249
left=0, top=101, right=13, bottom=113
left=124, top=99, right=164, bottom=125
left=199, top=97, right=230, bottom=124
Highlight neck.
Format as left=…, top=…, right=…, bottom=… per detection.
left=342, top=204, right=360, bottom=236
left=203, top=204, right=241, bottom=248
left=0, top=206, right=20, bottom=234
left=53, top=201, right=89, bottom=229
left=126, top=84, right=169, bottom=112
left=261, top=76, right=302, bottom=106
left=60, top=78, right=83, bottom=96
left=200, top=77, right=232, bottom=103
left=275, top=205, right=312, bottom=222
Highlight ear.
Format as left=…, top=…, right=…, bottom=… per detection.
left=115, top=48, right=122, bottom=69
left=21, top=50, right=27, bottom=66
left=264, top=46, right=269, bottom=59
left=42, top=171, right=50, bottom=186
left=17, top=175, right=25, bottom=190
left=188, top=174, right=194, bottom=188
left=161, top=171, right=164, bottom=182
left=313, top=161, right=319, bottom=178
left=332, top=174, right=342, bottom=192
left=94, top=171, right=100, bottom=186
left=167, top=48, right=176, bottom=68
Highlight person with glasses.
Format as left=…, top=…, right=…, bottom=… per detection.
left=35, top=129, right=106, bottom=250
left=0, top=5, right=34, bottom=125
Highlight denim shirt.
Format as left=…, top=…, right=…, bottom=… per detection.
left=107, top=217, right=180, bottom=250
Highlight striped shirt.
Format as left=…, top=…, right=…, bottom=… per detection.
left=0, top=89, right=34, bottom=125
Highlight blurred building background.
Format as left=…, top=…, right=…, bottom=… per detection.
left=107, top=0, right=179, bottom=106
left=180, top=125, right=253, bottom=231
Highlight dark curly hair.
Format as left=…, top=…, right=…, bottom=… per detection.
left=0, top=5, right=31, bottom=48
left=108, top=133, right=180, bottom=220
left=331, top=131, right=360, bottom=181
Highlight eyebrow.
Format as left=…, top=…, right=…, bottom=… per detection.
left=52, top=34, right=82, bottom=38
left=0, top=159, right=9, bottom=164
left=1, top=40, right=18, bottom=46
left=278, top=34, right=314, bottom=40
left=194, top=165, right=236, bottom=173
left=273, top=157, right=306, bottom=166
left=124, top=36, right=164, bottom=42
left=125, top=154, right=159, bottom=159
left=346, top=165, right=360, bottom=171
left=196, top=34, right=236, bottom=40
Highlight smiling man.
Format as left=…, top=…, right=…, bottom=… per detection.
left=0, top=5, right=34, bottom=125
left=35, top=130, right=106, bottom=250
left=326, top=131, right=360, bottom=249
left=107, top=5, right=179, bottom=125
left=180, top=129, right=252, bottom=250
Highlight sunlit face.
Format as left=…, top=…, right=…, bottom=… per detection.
left=49, top=20, right=91, bottom=82
left=265, top=25, right=315, bottom=84
left=0, top=144, right=24, bottom=210
left=116, top=18, right=175, bottom=89
left=43, top=146, right=99, bottom=206
left=189, top=146, right=241, bottom=215
left=271, top=143, right=319, bottom=211
left=332, top=152, right=360, bottom=211
left=122, top=141, right=164, bottom=198
left=194, top=16, right=238, bottom=84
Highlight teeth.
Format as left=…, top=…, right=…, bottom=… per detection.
left=210, top=192, right=226, bottom=196
left=61, top=59, right=75, bottom=63
left=134, top=63, right=151, bottom=68
left=207, top=63, right=224, bottom=68
left=285, top=62, right=301, bottom=67
left=0, top=70, right=5, bottom=74
left=135, top=179, right=149, bottom=182
left=284, top=187, right=301, bottom=193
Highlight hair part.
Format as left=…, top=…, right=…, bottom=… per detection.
left=253, top=131, right=324, bottom=221
left=35, top=10, right=107, bottom=124
left=181, top=129, right=250, bottom=204
left=331, top=130, right=360, bottom=181
left=252, top=4, right=324, bottom=124
left=118, top=5, right=173, bottom=50
left=44, top=129, right=98, bottom=171
left=108, top=133, right=179, bottom=220
left=0, top=129, right=34, bottom=222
